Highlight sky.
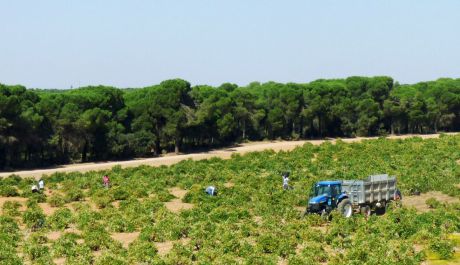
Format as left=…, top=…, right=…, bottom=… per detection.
left=1, top=0, right=459, bottom=89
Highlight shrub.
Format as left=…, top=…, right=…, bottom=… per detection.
left=94, top=253, right=128, bottom=265
left=27, top=192, right=47, bottom=203
left=82, top=224, right=115, bottom=251
left=113, top=187, right=130, bottom=201
left=146, top=211, right=189, bottom=241
left=74, top=208, right=102, bottom=230
left=429, top=238, right=454, bottom=259
left=157, top=190, right=175, bottom=202
left=65, top=244, right=93, bottom=265
left=0, top=216, right=21, bottom=243
left=51, top=232, right=80, bottom=257
left=24, top=234, right=52, bottom=262
left=0, top=216, right=22, bottom=265
left=0, top=185, right=20, bottom=197
left=48, top=208, right=73, bottom=230
left=105, top=212, right=136, bottom=233
left=23, top=206, right=46, bottom=230
left=2, top=175, right=22, bottom=186
left=92, top=190, right=114, bottom=209
left=2, top=201, right=22, bottom=217
left=426, top=198, right=442, bottom=209
left=0, top=247, right=22, bottom=265
left=65, top=188, right=84, bottom=202
left=127, top=240, right=158, bottom=264
left=48, top=194, right=66, bottom=207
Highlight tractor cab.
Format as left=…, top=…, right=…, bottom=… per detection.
left=307, top=181, right=346, bottom=214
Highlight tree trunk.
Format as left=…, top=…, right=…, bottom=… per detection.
left=242, top=120, right=246, bottom=140
left=154, top=139, right=160, bottom=156
left=318, top=116, right=322, bottom=137
left=82, top=140, right=88, bottom=162
left=174, top=137, right=180, bottom=154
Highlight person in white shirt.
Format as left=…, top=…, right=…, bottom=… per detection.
left=38, top=179, right=44, bottom=190
left=282, top=172, right=290, bottom=190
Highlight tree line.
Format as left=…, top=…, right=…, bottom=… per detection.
left=0, top=76, right=459, bottom=169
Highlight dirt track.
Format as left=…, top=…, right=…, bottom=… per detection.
left=0, top=133, right=456, bottom=179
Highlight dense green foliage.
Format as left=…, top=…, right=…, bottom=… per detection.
left=0, top=77, right=459, bottom=169
left=0, top=135, right=459, bottom=264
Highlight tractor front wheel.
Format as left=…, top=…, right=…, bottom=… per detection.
left=338, top=199, right=353, bottom=218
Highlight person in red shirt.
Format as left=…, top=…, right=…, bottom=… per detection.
left=103, top=175, right=110, bottom=188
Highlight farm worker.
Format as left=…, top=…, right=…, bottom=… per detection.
left=205, top=186, right=217, bottom=196
left=38, top=179, right=45, bottom=190
left=282, top=172, right=290, bottom=190
left=103, top=175, right=110, bottom=188
left=31, top=184, right=39, bottom=193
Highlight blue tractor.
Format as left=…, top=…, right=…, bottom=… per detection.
left=306, top=181, right=353, bottom=217
left=305, top=175, right=401, bottom=218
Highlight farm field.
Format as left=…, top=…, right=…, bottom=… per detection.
left=0, top=135, right=459, bottom=264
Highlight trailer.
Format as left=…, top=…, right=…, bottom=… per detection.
left=306, top=174, right=401, bottom=217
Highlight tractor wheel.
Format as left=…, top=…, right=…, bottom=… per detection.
left=375, top=202, right=386, bottom=215
left=320, top=209, right=329, bottom=220
left=337, top=199, right=353, bottom=218
left=360, top=205, right=371, bottom=216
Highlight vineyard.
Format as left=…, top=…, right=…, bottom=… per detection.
left=0, top=135, right=459, bottom=265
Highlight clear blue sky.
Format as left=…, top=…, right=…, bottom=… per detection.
left=1, top=1, right=459, bottom=89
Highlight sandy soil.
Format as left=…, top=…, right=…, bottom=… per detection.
left=164, top=187, right=193, bottom=213
left=402, top=191, right=460, bottom=213
left=224, top=182, right=235, bottom=188
left=0, top=133, right=456, bottom=180
left=38, top=202, right=58, bottom=216
left=155, top=238, right=191, bottom=257
left=111, top=231, right=140, bottom=248
left=53, top=257, right=66, bottom=265
left=46, top=225, right=82, bottom=241
left=253, top=216, right=263, bottom=225
left=0, top=196, right=28, bottom=211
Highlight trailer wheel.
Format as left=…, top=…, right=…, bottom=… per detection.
left=360, top=205, right=371, bottom=216
left=375, top=202, right=386, bottom=215
left=337, top=199, right=353, bottom=218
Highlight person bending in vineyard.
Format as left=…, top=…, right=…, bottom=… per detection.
left=31, top=184, right=39, bottom=193
left=205, top=186, right=217, bottom=196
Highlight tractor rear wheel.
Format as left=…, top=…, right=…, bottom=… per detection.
left=337, top=199, right=353, bottom=218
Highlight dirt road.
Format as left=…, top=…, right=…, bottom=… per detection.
left=0, top=133, right=456, bottom=179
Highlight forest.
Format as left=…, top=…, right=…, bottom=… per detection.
left=0, top=76, right=459, bottom=169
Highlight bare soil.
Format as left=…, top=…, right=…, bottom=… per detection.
left=111, top=231, right=140, bottom=248
left=164, top=187, right=193, bottom=213
left=0, top=197, right=28, bottom=212
left=53, top=257, right=66, bottom=265
left=46, top=226, right=81, bottom=241
left=155, top=238, right=191, bottom=257
left=1, top=133, right=455, bottom=180
left=402, top=191, right=460, bottom=212
left=253, top=216, right=263, bottom=225
left=38, top=202, right=57, bottom=216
